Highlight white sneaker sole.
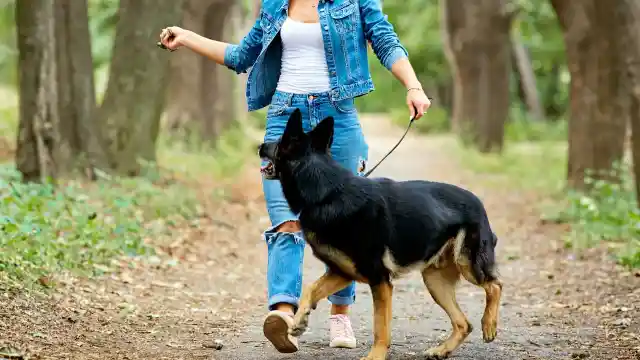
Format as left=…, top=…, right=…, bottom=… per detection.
left=330, top=337, right=357, bottom=349
left=263, top=311, right=299, bottom=353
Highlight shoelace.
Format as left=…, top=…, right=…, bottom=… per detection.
left=331, top=315, right=354, bottom=338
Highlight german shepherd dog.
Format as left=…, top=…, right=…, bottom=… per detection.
left=258, top=109, right=503, bottom=360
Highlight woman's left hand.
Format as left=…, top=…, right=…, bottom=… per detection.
left=407, top=88, right=431, bottom=120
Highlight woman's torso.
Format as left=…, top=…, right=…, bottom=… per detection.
left=246, top=0, right=374, bottom=111
left=276, top=17, right=331, bottom=94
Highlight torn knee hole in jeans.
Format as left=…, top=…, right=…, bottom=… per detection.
left=275, top=220, right=301, bottom=232
left=263, top=220, right=305, bottom=245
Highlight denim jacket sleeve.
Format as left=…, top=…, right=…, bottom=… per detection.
left=359, top=0, right=408, bottom=71
left=223, top=14, right=264, bottom=74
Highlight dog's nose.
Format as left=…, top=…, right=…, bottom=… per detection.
left=258, top=143, right=265, bottom=156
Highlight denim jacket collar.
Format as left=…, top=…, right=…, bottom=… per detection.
left=281, top=0, right=334, bottom=11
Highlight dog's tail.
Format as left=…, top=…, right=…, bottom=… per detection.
left=453, top=221, right=498, bottom=285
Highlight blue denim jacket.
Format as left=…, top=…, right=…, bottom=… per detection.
left=224, top=0, right=408, bottom=111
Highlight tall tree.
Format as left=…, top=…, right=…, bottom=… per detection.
left=98, top=0, right=184, bottom=176
left=166, top=0, right=237, bottom=141
left=55, top=0, right=107, bottom=178
left=551, top=0, right=630, bottom=189
left=442, top=0, right=513, bottom=153
left=511, top=27, right=544, bottom=121
left=15, top=0, right=67, bottom=182
left=611, top=1, right=640, bottom=205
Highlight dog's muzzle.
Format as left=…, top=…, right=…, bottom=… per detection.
left=259, top=142, right=279, bottom=180
left=260, top=160, right=278, bottom=180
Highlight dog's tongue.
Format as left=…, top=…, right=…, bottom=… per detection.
left=260, top=161, right=273, bottom=174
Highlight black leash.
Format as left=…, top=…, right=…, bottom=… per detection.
left=363, top=105, right=425, bottom=178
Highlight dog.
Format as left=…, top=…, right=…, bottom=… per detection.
left=258, top=109, right=503, bottom=360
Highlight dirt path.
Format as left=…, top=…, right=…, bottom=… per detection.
left=2, top=115, right=638, bottom=360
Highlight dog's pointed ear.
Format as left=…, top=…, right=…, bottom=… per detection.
left=309, top=116, right=334, bottom=152
left=282, top=108, right=304, bottom=139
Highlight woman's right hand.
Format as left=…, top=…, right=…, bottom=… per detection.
left=159, top=26, right=191, bottom=51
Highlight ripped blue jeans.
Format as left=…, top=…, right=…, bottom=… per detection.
left=262, top=90, right=369, bottom=311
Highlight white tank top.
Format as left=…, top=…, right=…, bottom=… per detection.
left=276, top=17, right=331, bottom=94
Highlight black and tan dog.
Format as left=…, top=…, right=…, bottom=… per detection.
left=258, top=109, right=503, bottom=360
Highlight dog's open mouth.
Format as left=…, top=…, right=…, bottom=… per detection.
left=260, top=159, right=278, bottom=180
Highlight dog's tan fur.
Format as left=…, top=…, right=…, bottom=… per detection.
left=290, top=230, right=503, bottom=360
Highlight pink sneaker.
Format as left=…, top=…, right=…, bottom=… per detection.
left=329, top=314, right=357, bottom=348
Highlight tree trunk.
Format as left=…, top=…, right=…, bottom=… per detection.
left=165, top=0, right=210, bottom=133
left=611, top=2, right=640, bottom=205
left=166, top=0, right=237, bottom=142
left=99, top=0, right=184, bottom=176
left=55, top=0, right=107, bottom=178
left=202, top=1, right=236, bottom=140
left=441, top=0, right=513, bottom=153
left=15, top=0, right=66, bottom=182
left=551, top=0, right=632, bottom=190
left=511, top=28, right=544, bottom=121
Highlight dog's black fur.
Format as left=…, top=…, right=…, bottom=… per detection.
left=259, top=108, right=498, bottom=287
left=258, top=108, right=502, bottom=359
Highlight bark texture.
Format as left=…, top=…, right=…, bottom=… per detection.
left=55, top=0, right=107, bottom=178
left=551, top=0, right=632, bottom=189
left=442, top=0, right=513, bottom=152
left=15, top=0, right=63, bottom=182
left=511, top=29, right=544, bottom=121
left=165, top=0, right=237, bottom=141
left=99, top=0, right=184, bottom=175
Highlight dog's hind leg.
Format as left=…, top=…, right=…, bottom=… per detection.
left=362, top=280, right=393, bottom=360
left=289, top=271, right=351, bottom=337
left=421, top=263, right=472, bottom=359
left=458, top=263, right=502, bottom=343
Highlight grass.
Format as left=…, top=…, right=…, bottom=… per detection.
left=549, top=168, right=640, bottom=268
left=454, top=120, right=639, bottom=268
left=0, top=102, right=258, bottom=290
left=457, top=139, right=567, bottom=191
left=0, top=164, right=197, bottom=289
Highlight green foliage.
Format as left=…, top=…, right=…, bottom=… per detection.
left=0, top=164, right=199, bottom=289
left=88, top=0, right=119, bottom=70
left=358, top=0, right=569, bottom=124
left=0, top=0, right=118, bottom=87
left=251, top=109, right=268, bottom=130
left=158, top=120, right=258, bottom=180
left=0, top=0, right=16, bottom=86
left=0, top=95, right=256, bottom=289
left=513, top=0, right=569, bottom=118
left=460, top=139, right=639, bottom=269
left=0, top=99, right=17, bottom=144
left=358, top=0, right=446, bottom=113
left=457, top=138, right=567, bottom=191
left=390, top=106, right=450, bottom=134
left=545, top=167, right=640, bottom=268
left=505, top=107, right=568, bottom=142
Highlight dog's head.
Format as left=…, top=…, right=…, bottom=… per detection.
left=258, top=108, right=334, bottom=180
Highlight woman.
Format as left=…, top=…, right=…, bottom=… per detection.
left=159, top=0, right=430, bottom=354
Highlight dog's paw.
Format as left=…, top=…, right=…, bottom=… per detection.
left=288, top=312, right=309, bottom=337
left=424, top=346, right=451, bottom=360
left=360, top=354, right=386, bottom=360
left=360, top=347, right=388, bottom=360
left=288, top=323, right=307, bottom=337
left=482, top=316, right=497, bottom=343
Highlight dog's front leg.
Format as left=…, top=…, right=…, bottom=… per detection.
left=362, top=280, right=393, bottom=360
left=289, top=271, right=351, bottom=337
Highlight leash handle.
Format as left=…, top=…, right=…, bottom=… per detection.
left=363, top=103, right=427, bottom=178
